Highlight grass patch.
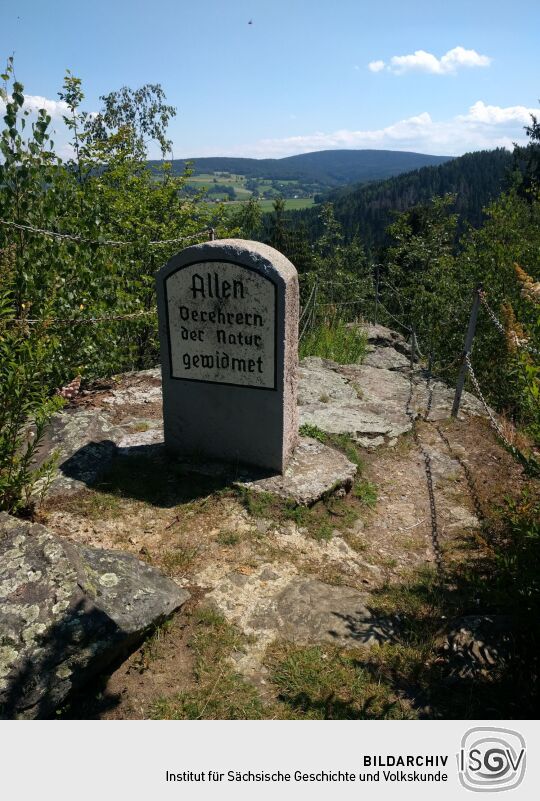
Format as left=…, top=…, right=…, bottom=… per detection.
left=300, top=319, right=366, bottom=364
left=309, top=520, right=334, bottom=542
left=299, top=422, right=327, bottom=443
left=354, top=479, right=378, bottom=507
left=150, top=608, right=268, bottom=720
left=216, top=530, right=241, bottom=546
left=236, top=433, right=373, bottom=544
left=160, top=545, right=199, bottom=576
left=131, top=421, right=150, bottom=432
left=134, top=619, right=175, bottom=671
left=236, top=488, right=275, bottom=518
left=236, top=485, right=356, bottom=543
left=327, top=432, right=364, bottom=467
left=266, top=642, right=414, bottom=719
left=43, top=488, right=123, bottom=520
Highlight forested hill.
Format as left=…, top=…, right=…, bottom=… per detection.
left=150, top=149, right=451, bottom=186
left=294, top=148, right=513, bottom=247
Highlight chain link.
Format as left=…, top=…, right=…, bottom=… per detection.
left=433, top=423, right=486, bottom=525
left=464, top=353, right=516, bottom=451
left=4, top=308, right=156, bottom=326
left=405, top=365, right=443, bottom=575
left=424, top=369, right=434, bottom=421
left=377, top=301, right=413, bottom=334
left=433, top=353, right=463, bottom=375
left=0, top=218, right=213, bottom=248
left=479, top=289, right=540, bottom=357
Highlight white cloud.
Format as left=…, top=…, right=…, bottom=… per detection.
left=215, top=101, right=537, bottom=159
left=369, top=46, right=491, bottom=75
left=462, top=100, right=534, bottom=125
left=0, top=94, right=70, bottom=117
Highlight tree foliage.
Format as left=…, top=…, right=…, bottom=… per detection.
left=0, top=58, right=230, bottom=511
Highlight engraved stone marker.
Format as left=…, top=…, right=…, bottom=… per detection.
left=156, top=239, right=299, bottom=472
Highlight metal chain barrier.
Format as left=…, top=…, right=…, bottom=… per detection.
left=423, top=358, right=434, bottom=421
left=464, top=354, right=516, bottom=451
left=479, top=289, right=540, bottom=357
left=319, top=298, right=369, bottom=309
left=299, top=278, right=319, bottom=341
left=298, top=275, right=369, bottom=290
left=5, top=308, right=157, bottom=327
left=433, top=422, right=487, bottom=525
left=1, top=222, right=213, bottom=326
left=377, top=300, right=413, bottom=334
left=405, top=359, right=443, bottom=576
left=0, top=218, right=214, bottom=248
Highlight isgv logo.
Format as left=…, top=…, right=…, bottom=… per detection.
left=458, top=727, right=526, bottom=792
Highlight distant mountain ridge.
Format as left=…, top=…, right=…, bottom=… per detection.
left=289, top=148, right=513, bottom=248
left=149, top=149, right=452, bottom=187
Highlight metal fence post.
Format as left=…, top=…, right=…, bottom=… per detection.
left=451, top=283, right=482, bottom=418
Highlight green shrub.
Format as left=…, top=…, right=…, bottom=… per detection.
left=0, top=249, right=63, bottom=512
left=300, top=317, right=366, bottom=363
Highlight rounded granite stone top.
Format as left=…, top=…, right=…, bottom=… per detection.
left=156, top=238, right=298, bottom=286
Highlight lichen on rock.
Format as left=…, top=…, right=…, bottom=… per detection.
left=0, top=513, right=189, bottom=719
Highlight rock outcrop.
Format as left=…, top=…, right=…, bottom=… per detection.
left=0, top=513, right=189, bottom=719
left=34, top=323, right=485, bottom=498
left=239, top=437, right=357, bottom=505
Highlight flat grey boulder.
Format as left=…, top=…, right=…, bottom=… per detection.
left=298, top=359, right=358, bottom=404
left=240, top=437, right=357, bottom=505
left=0, top=513, right=189, bottom=719
left=298, top=355, right=486, bottom=449
left=36, top=409, right=123, bottom=495
left=174, top=436, right=357, bottom=506
left=363, top=345, right=410, bottom=371
left=299, top=358, right=410, bottom=449
left=363, top=323, right=412, bottom=357
left=247, top=577, right=396, bottom=647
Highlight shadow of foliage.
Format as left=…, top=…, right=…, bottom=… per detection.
left=1, top=599, right=128, bottom=720
left=364, top=493, right=540, bottom=718
left=277, top=689, right=404, bottom=720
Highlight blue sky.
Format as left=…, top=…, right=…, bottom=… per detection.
left=1, top=0, right=539, bottom=159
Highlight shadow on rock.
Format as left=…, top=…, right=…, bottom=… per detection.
left=0, top=514, right=190, bottom=719
left=330, top=610, right=397, bottom=645
left=60, top=441, right=236, bottom=508
left=1, top=599, right=125, bottom=720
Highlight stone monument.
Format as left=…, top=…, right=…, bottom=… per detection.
left=156, top=239, right=299, bottom=472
